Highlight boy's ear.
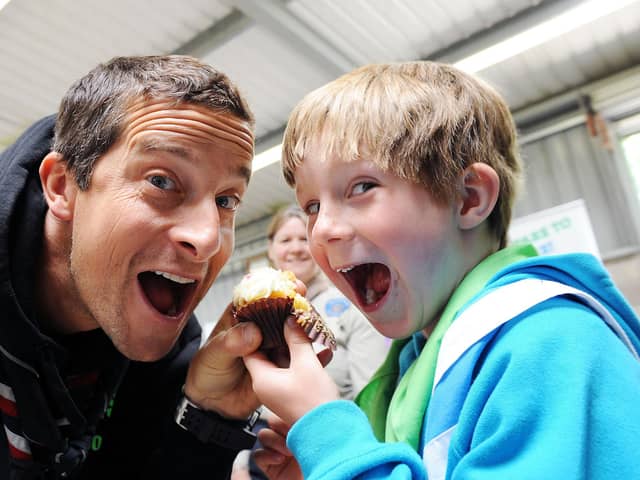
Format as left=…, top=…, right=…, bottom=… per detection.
left=457, top=162, right=499, bottom=230
left=39, top=152, right=78, bottom=221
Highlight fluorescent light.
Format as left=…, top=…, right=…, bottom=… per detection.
left=454, top=0, right=639, bottom=73
left=252, top=143, right=282, bottom=172
left=0, top=0, right=11, bottom=12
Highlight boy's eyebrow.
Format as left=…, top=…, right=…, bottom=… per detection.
left=137, top=137, right=252, bottom=183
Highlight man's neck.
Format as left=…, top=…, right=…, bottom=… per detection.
left=36, top=211, right=96, bottom=335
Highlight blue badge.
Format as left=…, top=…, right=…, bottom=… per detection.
left=324, top=298, right=349, bottom=317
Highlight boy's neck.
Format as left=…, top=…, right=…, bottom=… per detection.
left=422, top=228, right=500, bottom=339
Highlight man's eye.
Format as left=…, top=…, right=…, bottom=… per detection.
left=216, top=195, right=241, bottom=211
left=305, top=202, right=319, bottom=215
left=148, top=175, right=176, bottom=191
left=352, top=182, right=376, bottom=195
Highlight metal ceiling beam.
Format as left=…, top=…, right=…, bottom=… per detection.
left=429, top=0, right=586, bottom=64
left=255, top=126, right=286, bottom=152
left=172, top=1, right=357, bottom=149
left=516, top=64, right=640, bottom=143
left=172, top=9, right=253, bottom=58
left=224, top=0, right=357, bottom=78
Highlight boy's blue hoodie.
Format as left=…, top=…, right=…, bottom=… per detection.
left=286, top=251, right=640, bottom=479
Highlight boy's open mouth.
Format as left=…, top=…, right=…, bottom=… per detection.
left=340, top=263, right=390, bottom=306
left=138, top=271, right=197, bottom=318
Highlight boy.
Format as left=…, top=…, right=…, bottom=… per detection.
left=243, top=61, right=640, bottom=479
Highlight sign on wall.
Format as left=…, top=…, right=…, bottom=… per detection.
left=508, top=199, right=601, bottom=258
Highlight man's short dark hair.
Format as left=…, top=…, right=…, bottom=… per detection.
left=53, top=55, right=254, bottom=189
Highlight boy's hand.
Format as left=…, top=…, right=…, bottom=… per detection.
left=244, top=316, right=340, bottom=426
left=253, top=416, right=302, bottom=480
left=183, top=303, right=263, bottom=418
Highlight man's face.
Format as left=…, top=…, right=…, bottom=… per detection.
left=294, top=142, right=468, bottom=339
left=66, top=100, right=253, bottom=360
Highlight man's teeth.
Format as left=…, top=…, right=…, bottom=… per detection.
left=154, top=271, right=195, bottom=284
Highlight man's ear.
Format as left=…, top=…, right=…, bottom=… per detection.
left=457, top=162, right=499, bottom=230
left=39, top=152, right=77, bottom=221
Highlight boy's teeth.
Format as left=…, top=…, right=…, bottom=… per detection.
left=337, top=266, right=353, bottom=273
left=365, top=288, right=375, bottom=305
left=154, top=271, right=195, bottom=284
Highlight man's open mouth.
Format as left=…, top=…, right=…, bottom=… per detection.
left=339, top=262, right=390, bottom=307
left=138, top=271, right=197, bottom=317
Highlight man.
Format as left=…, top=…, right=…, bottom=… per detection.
left=0, top=55, right=265, bottom=479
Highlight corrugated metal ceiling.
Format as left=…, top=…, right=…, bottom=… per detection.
left=1, top=0, right=640, bottom=234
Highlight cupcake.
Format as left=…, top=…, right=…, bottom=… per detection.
left=232, top=267, right=337, bottom=352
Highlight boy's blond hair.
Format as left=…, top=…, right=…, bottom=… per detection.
left=282, top=61, right=521, bottom=248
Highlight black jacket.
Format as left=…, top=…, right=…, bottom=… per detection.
left=0, top=116, right=240, bottom=479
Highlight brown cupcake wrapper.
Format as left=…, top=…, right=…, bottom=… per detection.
left=295, top=305, right=337, bottom=351
left=234, top=297, right=292, bottom=350
left=233, top=298, right=337, bottom=352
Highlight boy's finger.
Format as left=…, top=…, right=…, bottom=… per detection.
left=253, top=448, right=287, bottom=471
left=283, top=317, right=316, bottom=362
left=266, top=414, right=291, bottom=437
left=257, top=428, right=291, bottom=456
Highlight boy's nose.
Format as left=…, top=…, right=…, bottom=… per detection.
left=170, top=199, right=222, bottom=261
left=311, top=207, right=354, bottom=245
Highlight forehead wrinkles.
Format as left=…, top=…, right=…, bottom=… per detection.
left=123, top=101, right=254, bottom=156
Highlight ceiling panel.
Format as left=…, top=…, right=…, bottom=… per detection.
left=0, top=0, right=232, bottom=145
left=478, top=1, right=640, bottom=111
left=200, top=23, right=339, bottom=141
left=1, top=0, right=640, bottom=237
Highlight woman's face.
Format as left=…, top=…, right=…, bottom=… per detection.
left=268, top=216, right=318, bottom=284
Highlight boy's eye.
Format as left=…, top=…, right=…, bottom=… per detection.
left=216, top=195, right=241, bottom=211
left=305, top=202, right=320, bottom=215
left=352, top=181, right=376, bottom=195
left=148, top=175, right=176, bottom=191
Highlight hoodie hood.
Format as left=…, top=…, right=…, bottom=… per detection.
left=0, top=114, right=109, bottom=452
left=0, top=115, right=58, bottom=361
left=487, top=251, right=640, bottom=356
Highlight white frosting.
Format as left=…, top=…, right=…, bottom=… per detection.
left=232, top=267, right=298, bottom=307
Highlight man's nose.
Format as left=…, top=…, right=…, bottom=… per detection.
left=170, top=199, right=222, bottom=261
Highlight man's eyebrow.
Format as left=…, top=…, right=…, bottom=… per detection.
left=237, top=165, right=252, bottom=184
left=138, top=138, right=193, bottom=160
left=139, top=137, right=252, bottom=184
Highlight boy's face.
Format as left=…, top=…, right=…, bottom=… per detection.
left=64, top=100, right=253, bottom=360
left=294, top=144, right=468, bottom=339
